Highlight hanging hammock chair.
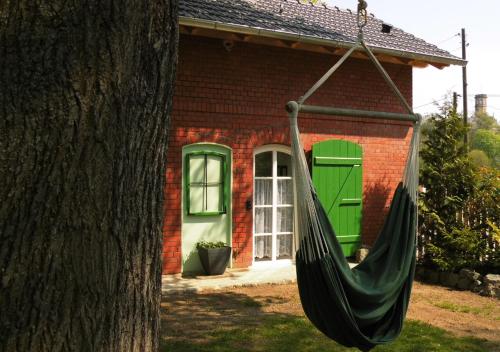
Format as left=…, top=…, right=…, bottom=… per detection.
left=287, top=2, right=422, bottom=351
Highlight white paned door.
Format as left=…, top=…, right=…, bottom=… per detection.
left=254, top=149, right=294, bottom=264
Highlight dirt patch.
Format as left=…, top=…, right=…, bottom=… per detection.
left=162, top=281, right=500, bottom=344
left=408, top=282, right=499, bottom=341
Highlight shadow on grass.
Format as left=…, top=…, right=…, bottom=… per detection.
left=161, top=290, right=497, bottom=352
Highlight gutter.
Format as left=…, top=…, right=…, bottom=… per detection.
left=179, top=16, right=466, bottom=67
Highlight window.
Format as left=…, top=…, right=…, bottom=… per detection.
left=185, top=152, right=227, bottom=215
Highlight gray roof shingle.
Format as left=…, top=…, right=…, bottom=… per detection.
left=179, top=0, right=463, bottom=66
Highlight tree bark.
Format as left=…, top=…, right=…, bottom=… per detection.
left=0, top=1, right=178, bottom=351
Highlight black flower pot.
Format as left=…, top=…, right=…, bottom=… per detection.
left=198, top=246, right=231, bottom=275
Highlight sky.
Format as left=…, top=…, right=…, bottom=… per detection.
left=326, top=0, right=500, bottom=118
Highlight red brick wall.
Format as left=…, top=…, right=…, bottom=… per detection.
left=162, top=34, right=413, bottom=274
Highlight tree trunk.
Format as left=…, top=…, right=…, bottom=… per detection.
left=0, top=1, right=178, bottom=351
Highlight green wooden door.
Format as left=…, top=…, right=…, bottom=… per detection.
left=312, top=140, right=362, bottom=257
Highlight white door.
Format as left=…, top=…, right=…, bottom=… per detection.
left=253, top=147, right=294, bottom=265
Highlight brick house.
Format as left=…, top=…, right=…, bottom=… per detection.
left=163, top=0, right=463, bottom=274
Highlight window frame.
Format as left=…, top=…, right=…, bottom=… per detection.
left=185, top=151, right=228, bottom=216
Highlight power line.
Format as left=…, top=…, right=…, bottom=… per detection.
left=449, top=44, right=468, bottom=53
left=414, top=97, right=449, bottom=109
left=465, top=94, right=500, bottom=97
left=415, top=95, right=500, bottom=111
left=436, top=32, right=461, bottom=45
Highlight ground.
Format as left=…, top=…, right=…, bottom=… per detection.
left=161, top=281, right=500, bottom=351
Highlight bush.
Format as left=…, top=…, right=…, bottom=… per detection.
left=195, top=241, right=227, bottom=249
left=466, top=168, right=500, bottom=273
left=425, top=227, right=486, bottom=272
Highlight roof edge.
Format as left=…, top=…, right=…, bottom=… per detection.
left=179, top=16, right=467, bottom=67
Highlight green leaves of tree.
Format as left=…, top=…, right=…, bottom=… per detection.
left=419, top=104, right=499, bottom=272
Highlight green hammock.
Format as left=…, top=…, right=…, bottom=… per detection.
left=286, top=8, right=422, bottom=350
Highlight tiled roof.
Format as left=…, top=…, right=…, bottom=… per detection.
left=179, top=0, right=463, bottom=66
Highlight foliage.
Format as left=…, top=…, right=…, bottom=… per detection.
left=418, top=103, right=499, bottom=272
left=468, top=149, right=491, bottom=168
left=467, top=168, right=500, bottom=232
left=419, top=103, right=474, bottom=229
left=471, top=129, right=500, bottom=167
left=424, top=227, right=486, bottom=271
left=419, top=117, right=435, bottom=141
left=472, top=112, right=498, bottom=131
left=196, top=241, right=228, bottom=249
left=467, top=168, right=500, bottom=273
left=469, top=112, right=499, bottom=168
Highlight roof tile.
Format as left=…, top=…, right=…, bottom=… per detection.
left=179, top=0, right=461, bottom=64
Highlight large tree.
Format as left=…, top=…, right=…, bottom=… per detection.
left=0, top=1, right=178, bottom=351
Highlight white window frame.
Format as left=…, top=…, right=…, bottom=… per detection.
left=252, top=145, right=294, bottom=267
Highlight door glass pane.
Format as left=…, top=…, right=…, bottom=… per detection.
left=206, top=155, right=222, bottom=183
left=189, top=155, right=205, bottom=183
left=255, top=236, right=272, bottom=261
left=277, top=179, right=293, bottom=205
left=254, top=207, right=272, bottom=234
left=255, top=179, right=272, bottom=205
left=277, top=152, right=292, bottom=177
left=277, top=234, right=292, bottom=259
left=277, top=207, right=293, bottom=233
left=189, top=185, right=204, bottom=213
left=255, top=152, right=272, bottom=177
left=206, top=185, right=221, bottom=212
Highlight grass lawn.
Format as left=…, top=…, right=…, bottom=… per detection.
left=162, top=316, right=495, bottom=352
left=161, top=283, right=499, bottom=352
left=432, top=300, right=500, bottom=320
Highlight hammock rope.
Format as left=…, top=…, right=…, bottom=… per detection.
left=287, top=2, right=422, bottom=350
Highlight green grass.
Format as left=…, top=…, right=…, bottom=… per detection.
left=433, top=301, right=499, bottom=320
left=162, top=316, right=496, bottom=352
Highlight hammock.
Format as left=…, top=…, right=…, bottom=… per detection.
left=287, top=4, right=422, bottom=350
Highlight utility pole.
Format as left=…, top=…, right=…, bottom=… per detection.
left=461, top=28, right=468, bottom=146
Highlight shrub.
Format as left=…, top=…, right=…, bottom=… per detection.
left=195, top=241, right=227, bottom=249
left=425, top=226, right=486, bottom=271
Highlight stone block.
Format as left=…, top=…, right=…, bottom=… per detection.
left=442, top=272, right=459, bottom=288
left=481, top=274, right=500, bottom=299
left=459, top=268, right=481, bottom=281
left=355, top=247, right=370, bottom=263
left=471, top=280, right=483, bottom=292
left=456, top=277, right=472, bottom=290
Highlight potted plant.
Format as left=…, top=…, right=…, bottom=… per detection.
left=196, top=241, right=231, bottom=275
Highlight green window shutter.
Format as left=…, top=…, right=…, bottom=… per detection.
left=185, top=151, right=227, bottom=216
left=312, top=140, right=363, bottom=257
